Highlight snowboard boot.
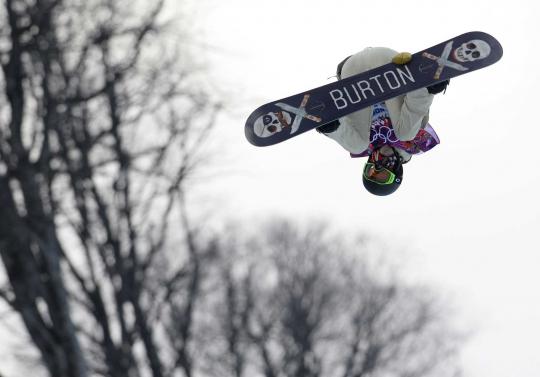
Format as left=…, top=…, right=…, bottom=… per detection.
left=336, top=55, right=352, bottom=79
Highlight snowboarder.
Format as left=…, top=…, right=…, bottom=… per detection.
left=317, top=47, right=449, bottom=196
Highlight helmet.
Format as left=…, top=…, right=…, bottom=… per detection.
left=362, top=148, right=404, bottom=196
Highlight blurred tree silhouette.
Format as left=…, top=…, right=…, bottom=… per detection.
left=0, top=0, right=221, bottom=376
left=210, top=219, right=463, bottom=377
left=0, top=2, right=464, bottom=377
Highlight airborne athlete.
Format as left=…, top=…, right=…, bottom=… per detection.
left=317, top=48, right=449, bottom=196
left=244, top=32, right=503, bottom=196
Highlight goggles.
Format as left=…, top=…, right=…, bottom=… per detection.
left=363, top=163, right=397, bottom=185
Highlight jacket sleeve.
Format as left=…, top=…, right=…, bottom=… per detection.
left=392, top=88, right=434, bottom=141
left=323, top=117, right=370, bottom=154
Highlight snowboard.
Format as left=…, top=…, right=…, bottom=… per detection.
left=245, top=31, right=503, bottom=147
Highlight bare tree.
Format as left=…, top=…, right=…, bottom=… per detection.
left=210, top=219, right=463, bottom=377
left=0, top=1, right=221, bottom=376
left=0, top=2, right=465, bottom=377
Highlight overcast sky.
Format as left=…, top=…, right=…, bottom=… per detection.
left=191, top=1, right=540, bottom=377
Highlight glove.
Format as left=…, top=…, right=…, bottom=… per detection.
left=427, top=80, right=449, bottom=94
left=316, top=119, right=340, bottom=134
left=392, top=52, right=412, bottom=65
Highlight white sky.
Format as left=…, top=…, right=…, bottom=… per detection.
left=192, top=1, right=540, bottom=377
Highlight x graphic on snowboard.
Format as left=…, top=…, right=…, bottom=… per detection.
left=276, top=94, right=322, bottom=134
left=422, top=41, right=469, bottom=80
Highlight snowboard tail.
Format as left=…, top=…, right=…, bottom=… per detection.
left=245, top=31, right=503, bottom=147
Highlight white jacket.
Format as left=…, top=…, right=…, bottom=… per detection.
left=325, top=47, right=434, bottom=156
